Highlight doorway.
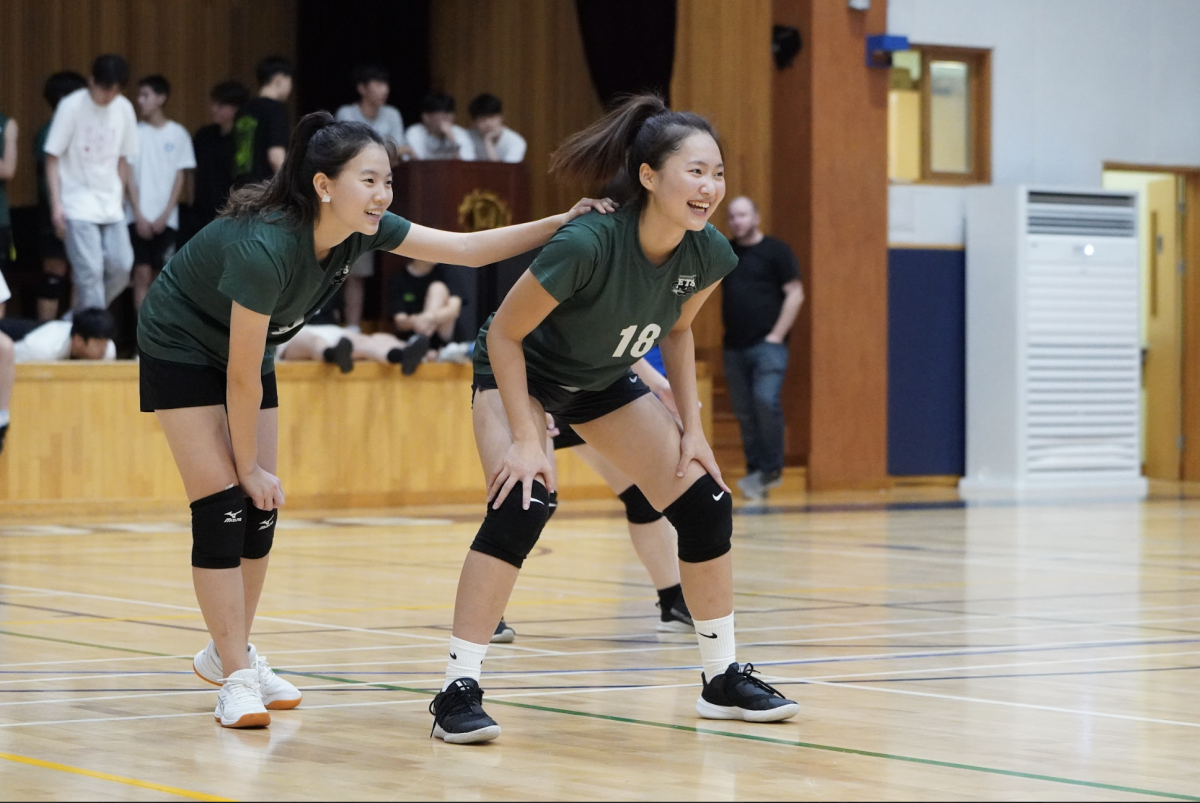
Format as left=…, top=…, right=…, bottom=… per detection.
left=1102, top=164, right=1200, bottom=481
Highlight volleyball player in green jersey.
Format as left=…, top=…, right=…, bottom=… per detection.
left=137, top=111, right=614, bottom=729
left=430, top=95, right=799, bottom=744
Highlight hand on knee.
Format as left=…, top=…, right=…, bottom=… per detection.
left=190, top=487, right=247, bottom=569
left=664, top=475, right=733, bottom=563
left=470, top=480, right=550, bottom=568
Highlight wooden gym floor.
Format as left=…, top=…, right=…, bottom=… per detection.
left=1, top=485, right=1199, bottom=801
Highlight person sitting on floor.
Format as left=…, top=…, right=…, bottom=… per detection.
left=0, top=307, right=116, bottom=454
left=390, top=258, right=472, bottom=364
left=273, top=322, right=428, bottom=376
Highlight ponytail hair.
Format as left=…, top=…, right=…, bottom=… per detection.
left=222, top=111, right=396, bottom=226
left=550, top=93, right=719, bottom=204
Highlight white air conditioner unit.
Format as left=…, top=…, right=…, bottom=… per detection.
left=959, top=185, right=1147, bottom=500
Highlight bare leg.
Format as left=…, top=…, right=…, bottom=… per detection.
left=131, top=263, right=153, bottom=311
left=38, top=257, right=68, bottom=321
left=574, top=396, right=732, bottom=621
left=276, top=330, right=329, bottom=362
left=240, top=408, right=278, bottom=633
left=156, top=404, right=275, bottom=677
left=350, top=332, right=406, bottom=363
left=343, top=276, right=366, bottom=329
left=571, top=442, right=681, bottom=589
left=450, top=387, right=548, bottom=644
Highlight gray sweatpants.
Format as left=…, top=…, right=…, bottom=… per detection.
left=64, top=219, right=133, bottom=311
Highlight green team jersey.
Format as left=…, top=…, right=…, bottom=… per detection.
left=138, top=211, right=410, bottom=372
left=475, top=203, right=737, bottom=391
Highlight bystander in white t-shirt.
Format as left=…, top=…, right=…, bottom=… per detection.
left=125, top=120, right=197, bottom=231
left=43, top=88, right=139, bottom=224
left=469, top=127, right=527, bottom=163
left=405, top=123, right=476, bottom=160
left=336, top=104, right=406, bottom=149
left=13, top=321, right=116, bottom=362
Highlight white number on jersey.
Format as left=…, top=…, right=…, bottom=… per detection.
left=612, top=323, right=662, bottom=359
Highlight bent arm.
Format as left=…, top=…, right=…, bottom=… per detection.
left=422, top=281, right=462, bottom=326
left=227, top=302, right=270, bottom=479
left=390, top=198, right=615, bottom=267
left=0, top=119, right=17, bottom=180
left=765, top=279, right=804, bottom=344
left=267, top=146, right=285, bottom=174
left=46, top=155, right=62, bottom=213
left=487, top=271, right=559, bottom=445
left=658, top=282, right=721, bottom=436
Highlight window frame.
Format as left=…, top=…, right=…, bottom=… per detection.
left=907, top=44, right=992, bottom=186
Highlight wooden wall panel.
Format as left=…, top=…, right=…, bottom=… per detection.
left=0, top=0, right=297, bottom=208
left=0, top=363, right=711, bottom=515
left=429, top=1, right=603, bottom=224
left=671, top=0, right=775, bottom=381
left=774, top=0, right=890, bottom=489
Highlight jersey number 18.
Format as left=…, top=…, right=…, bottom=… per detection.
left=612, top=324, right=661, bottom=359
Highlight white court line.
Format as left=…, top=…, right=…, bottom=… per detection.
left=0, top=681, right=703, bottom=729
left=793, top=648, right=1200, bottom=682
left=794, top=677, right=1200, bottom=730
left=0, top=583, right=562, bottom=655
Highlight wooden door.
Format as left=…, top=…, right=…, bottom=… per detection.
left=1144, top=177, right=1183, bottom=479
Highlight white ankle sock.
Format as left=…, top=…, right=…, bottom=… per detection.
left=693, top=613, right=737, bottom=681
left=443, top=636, right=489, bottom=690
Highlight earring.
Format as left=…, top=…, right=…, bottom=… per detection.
left=322, top=195, right=331, bottom=203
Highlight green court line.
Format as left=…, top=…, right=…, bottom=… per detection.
left=0, top=628, right=171, bottom=656
left=295, top=671, right=1200, bottom=801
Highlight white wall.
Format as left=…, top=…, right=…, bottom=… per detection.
left=887, top=0, right=1200, bottom=245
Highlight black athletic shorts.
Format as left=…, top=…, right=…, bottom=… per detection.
left=0, top=318, right=41, bottom=341
left=129, top=225, right=177, bottom=271
left=553, top=423, right=586, bottom=450
left=471, top=369, right=652, bottom=426
left=139, top=351, right=279, bottom=412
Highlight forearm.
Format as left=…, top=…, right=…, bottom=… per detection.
left=46, top=156, right=63, bottom=211
left=429, top=297, right=462, bottom=326
left=459, top=214, right=566, bottom=267
left=768, top=291, right=803, bottom=342
left=163, top=171, right=186, bottom=220
left=226, top=373, right=263, bottom=477
left=122, top=159, right=141, bottom=217
left=659, top=328, right=703, bottom=433
left=488, top=332, right=540, bottom=443
left=631, top=358, right=670, bottom=397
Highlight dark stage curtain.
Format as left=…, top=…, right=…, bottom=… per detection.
left=574, top=0, right=676, bottom=108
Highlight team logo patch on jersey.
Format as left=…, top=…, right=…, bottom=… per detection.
left=671, top=275, right=698, bottom=296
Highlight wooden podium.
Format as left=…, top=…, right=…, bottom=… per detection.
left=377, top=161, right=531, bottom=335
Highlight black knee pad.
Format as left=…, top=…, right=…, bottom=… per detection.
left=190, top=487, right=247, bottom=569
left=664, top=475, right=733, bottom=563
left=470, top=481, right=550, bottom=568
left=242, top=501, right=277, bottom=559
left=37, top=273, right=64, bottom=301
left=546, top=490, right=559, bottom=522
left=618, top=485, right=663, bottom=524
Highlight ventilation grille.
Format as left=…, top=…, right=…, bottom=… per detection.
left=1027, top=191, right=1137, bottom=237
left=1023, top=256, right=1140, bottom=476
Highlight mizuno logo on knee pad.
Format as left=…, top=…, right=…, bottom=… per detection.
left=712, top=492, right=725, bottom=501
left=224, top=511, right=243, bottom=523
left=259, top=514, right=275, bottom=530
left=529, top=498, right=545, bottom=506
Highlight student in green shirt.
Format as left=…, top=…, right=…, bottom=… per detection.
left=430, top=95, right=799, bottom=744
left=138, top=111, right=614, bottom=730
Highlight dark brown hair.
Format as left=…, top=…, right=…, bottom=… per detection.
left=549, top=93, right=719, bottom=203
left=222, top=111, right=396, bottom=227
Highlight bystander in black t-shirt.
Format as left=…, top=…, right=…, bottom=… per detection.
left=390, top=263, right=448, bottom=318
left=192, top=123, right=235, bottom=227
left=721, top=235, right=801, bottom=350
left=232, top=97, right=289, bottom=186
